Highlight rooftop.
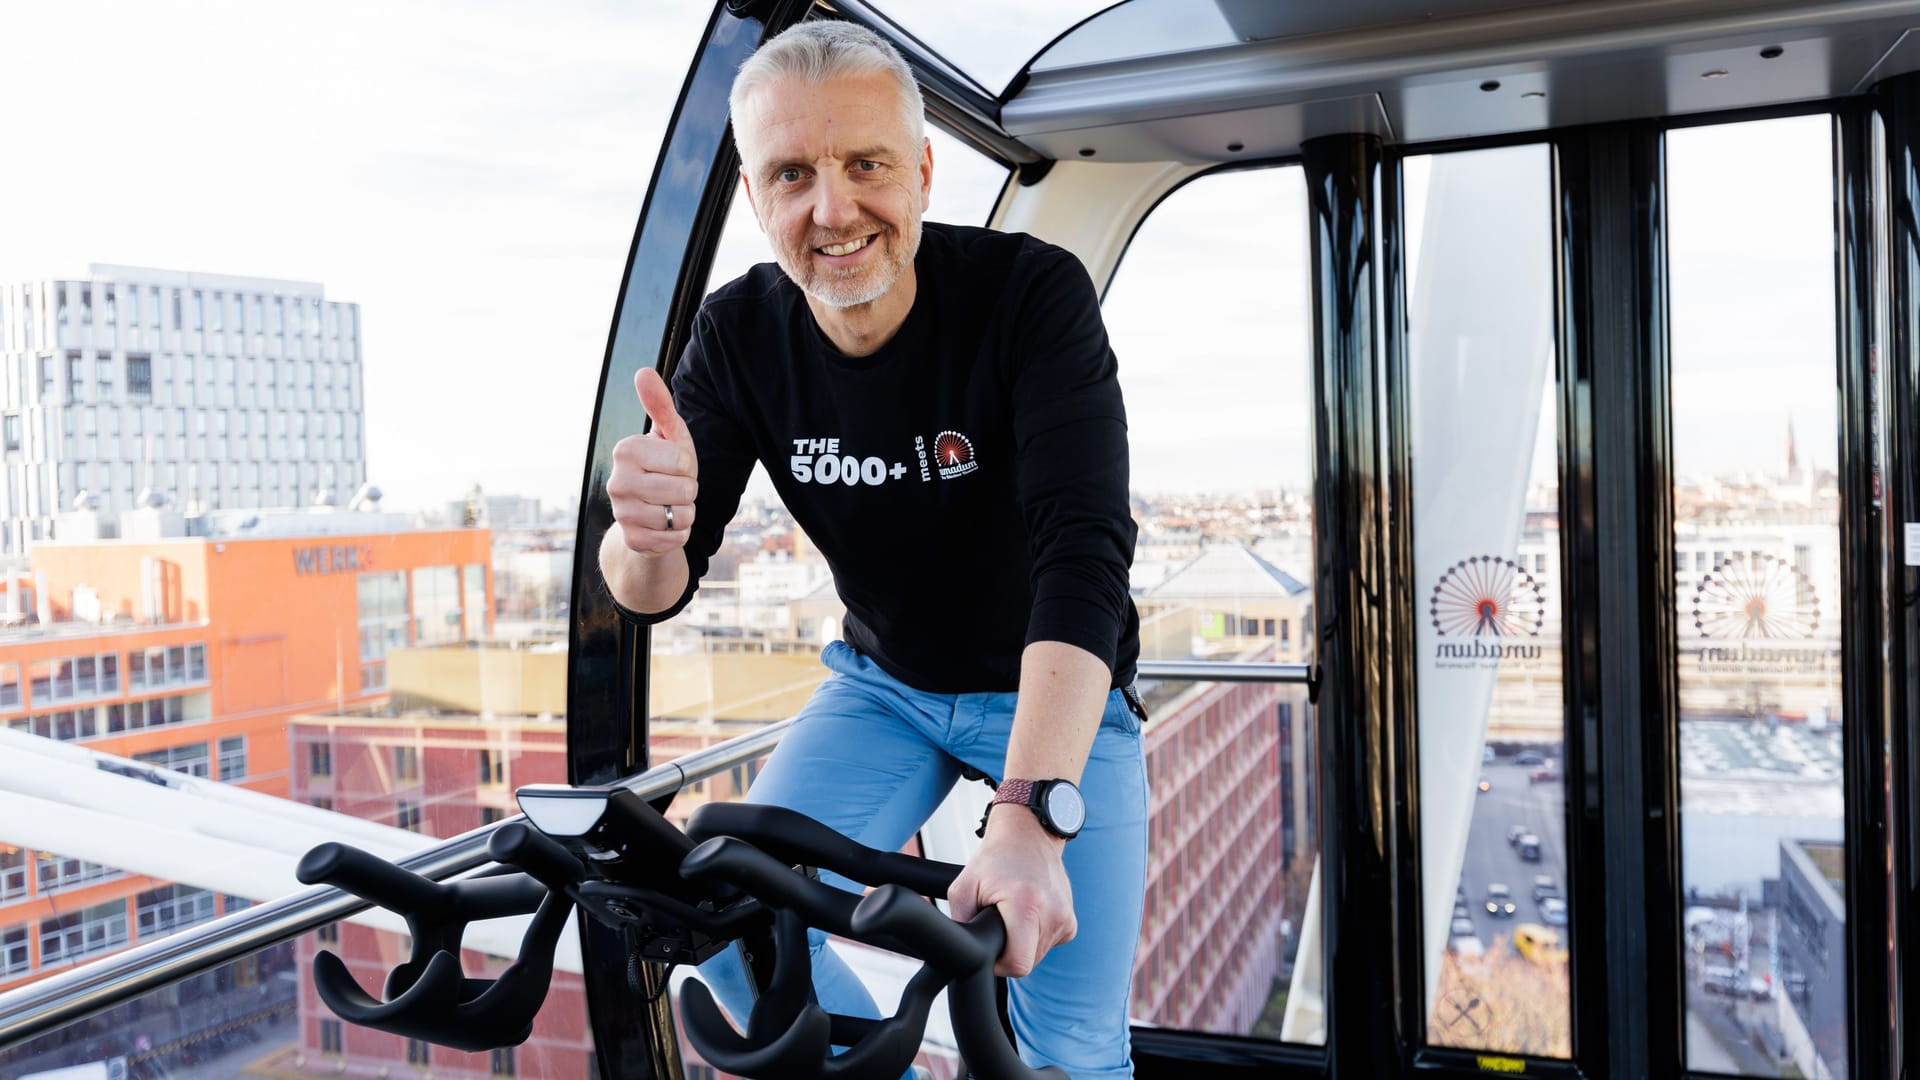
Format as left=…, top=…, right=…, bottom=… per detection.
left=1798, top=839, right=1847, bottom=897
left=1680, top=718, right=1842, bottom=784
left=1147, top=542, right=1310, bottom=599
left=1680, top=719, right=1845, bottom=819
left=0, top=616, right=209, bottom=646
left=85, top=263, right=328, bottom=298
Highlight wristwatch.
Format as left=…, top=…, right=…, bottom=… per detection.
left=988, top=778, right=1086, bottom=840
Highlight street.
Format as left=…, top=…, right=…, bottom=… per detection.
left=1450, top=760, right=1569, bottom=948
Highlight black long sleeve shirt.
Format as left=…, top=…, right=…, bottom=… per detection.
left=635, top=222, right=1139, bottom=694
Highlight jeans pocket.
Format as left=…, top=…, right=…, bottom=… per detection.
left=1104, top=687, right=1143, bottom=736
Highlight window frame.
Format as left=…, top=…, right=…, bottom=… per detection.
left=1373, top=96, right=1898, bottom=1079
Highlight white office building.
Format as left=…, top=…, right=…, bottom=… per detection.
left=0, top=265, right=365, bottom=554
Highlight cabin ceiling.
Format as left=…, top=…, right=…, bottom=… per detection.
left=988, top=0, right=1920, bottom=162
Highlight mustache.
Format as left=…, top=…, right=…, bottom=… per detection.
left=805, top=226, right=884, bottom=249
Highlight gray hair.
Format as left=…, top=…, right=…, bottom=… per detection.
left=730, top=21, right=926, bottom=155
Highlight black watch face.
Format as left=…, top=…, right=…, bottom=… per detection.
left=1044, top=781, right=1086, bottom=836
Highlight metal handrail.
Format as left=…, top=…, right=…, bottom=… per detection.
left=1136, top=659, right=1312, bottom=684
left=0, top=659, right=1306, bottom=1047
left=0, top=719, right=793, bottom=1049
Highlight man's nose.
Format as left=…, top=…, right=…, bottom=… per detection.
left=812, top=170, right=860, bottom=230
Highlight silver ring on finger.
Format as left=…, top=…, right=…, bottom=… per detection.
left=664, top=504, right=675, bottom=530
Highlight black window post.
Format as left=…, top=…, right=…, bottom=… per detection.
left=1552, top=120, right=1683, bottom=1080
left=1302, top=132, right=1404, bottom=1079
left=1834, top=99, right=1896, bottom=1080
left=1875, top=71, right=1920, bottom=1073
left=567, top=2, right=810, bottom=1076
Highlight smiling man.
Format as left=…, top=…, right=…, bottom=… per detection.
left=597, top=19, right=1145, bottom=1078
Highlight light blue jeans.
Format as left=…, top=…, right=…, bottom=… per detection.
left=693, top=640, right=1149, bottom=1078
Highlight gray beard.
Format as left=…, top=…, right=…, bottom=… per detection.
left=786, top=227, right=923, bottom=309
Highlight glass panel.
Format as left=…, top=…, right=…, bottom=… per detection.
left=1102, top=167, right=1321, bottom=1041
left=219, top=735, right=248, bottom=781
left=464, top=562, right=489, bottom=638
left=1030, top=0, right=1240, bottom=75
left=0, top=844, right=26, bottom=901
left=858, top=0, right=1119, bottom=96
left=1405, top=145, right=1569, bottom=1057
left=0, top=934, right=583, bottom=1080
left=0, top=15, right=641, bottom=1067
left=1669, top=115, right=1847, bottom=1079
left=410, top=565, right=462, bottom=646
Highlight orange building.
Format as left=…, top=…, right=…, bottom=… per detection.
left=0, top=520, right=492, bottom=995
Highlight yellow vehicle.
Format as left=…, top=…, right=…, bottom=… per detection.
left=1513, top=923, right=1569, bottom=967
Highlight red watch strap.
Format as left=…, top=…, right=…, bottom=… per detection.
left=991, top=779, right=1036, bottom=808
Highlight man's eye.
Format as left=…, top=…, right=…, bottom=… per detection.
left=777, top=168, right=803, bottom=183
left=855, top=160, right=882, bottom=172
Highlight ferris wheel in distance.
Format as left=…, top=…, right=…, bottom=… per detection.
left=1691, top=551, right=1821, bottom=639
left=1430, top=555, right=1547, bottom=638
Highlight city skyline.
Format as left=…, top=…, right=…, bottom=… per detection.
left=0, top=5, right=1851, bottom=519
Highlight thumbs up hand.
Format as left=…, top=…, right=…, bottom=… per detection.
left=607, top=367, right=699, bottom=555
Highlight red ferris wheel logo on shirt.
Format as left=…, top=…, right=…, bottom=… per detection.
left=934, top=430, right=979, bottom=479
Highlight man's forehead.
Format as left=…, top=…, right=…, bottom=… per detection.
left=736, top=73, right=914, bottom=161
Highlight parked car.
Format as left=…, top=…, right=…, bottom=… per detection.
left=1518, top=834, right=1542, bottom=862
left=1453, top=902, right=1473, bottom=922
left=1508, top=825, right=1529, bottom=848
left=1482, top=745, right=1496, bottom=765
left=1451, top=916, right=1478, bottom=938
left=1540, top=898, right=1569, bottom=927
left=1485, top=883, right=1516, bottom=917
left=1702, top=965, right=1770, bottom=1000
left=1448, top=935, right=1487, bottom=966
left=1532, top=875, right=1559, bottom=903
left=1514, top=750, right=1547, bottom=766
left=1529, top=765, right=1563, bottom=784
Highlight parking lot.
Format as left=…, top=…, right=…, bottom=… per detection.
left=1449, top=758, right=1568, bottom=951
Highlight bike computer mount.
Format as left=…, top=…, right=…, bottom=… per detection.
left=296, top=783, right=1065, bottom=1080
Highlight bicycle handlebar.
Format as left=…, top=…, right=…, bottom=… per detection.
left=676, top=802, right=1064, bottom=1080
left=686, top=800, right=963, bottom=898
left=298, top=788, right=1067, bottom=1079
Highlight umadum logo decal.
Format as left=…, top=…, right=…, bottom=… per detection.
left=933, top=430, right=978, bottom=480
left=1429, top=555, right=1546, bottom=667
left=1691, top=552, right=1819, bottom=639
left=1691, top=552, right=1827, bottom=674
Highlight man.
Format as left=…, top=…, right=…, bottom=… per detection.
left=598, top=20, right=1145, bottom=1078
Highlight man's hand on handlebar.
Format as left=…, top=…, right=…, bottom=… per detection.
left=948, top=805, right=1076, bottom=978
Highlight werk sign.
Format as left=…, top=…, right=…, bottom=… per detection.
left=1690, top=552, right=1829, bottom=675
left=1429, top=555, right=1548, bottom=670
left=294, top=545, right=376, bottom=575
left=790, top=431, right=979, bottom=487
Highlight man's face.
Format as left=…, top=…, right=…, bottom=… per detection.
left=736, top=71, right=932, bottom=310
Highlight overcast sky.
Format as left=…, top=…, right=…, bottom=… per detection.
left=0, top=2, right=1844, bottom=512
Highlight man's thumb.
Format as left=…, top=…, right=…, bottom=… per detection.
left=634, top=368, right=687, bottom=443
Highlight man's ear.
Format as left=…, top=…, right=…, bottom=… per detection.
left=738, top=169, right=767, bottom=233
left=919, top=136, right=934, bottom=209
